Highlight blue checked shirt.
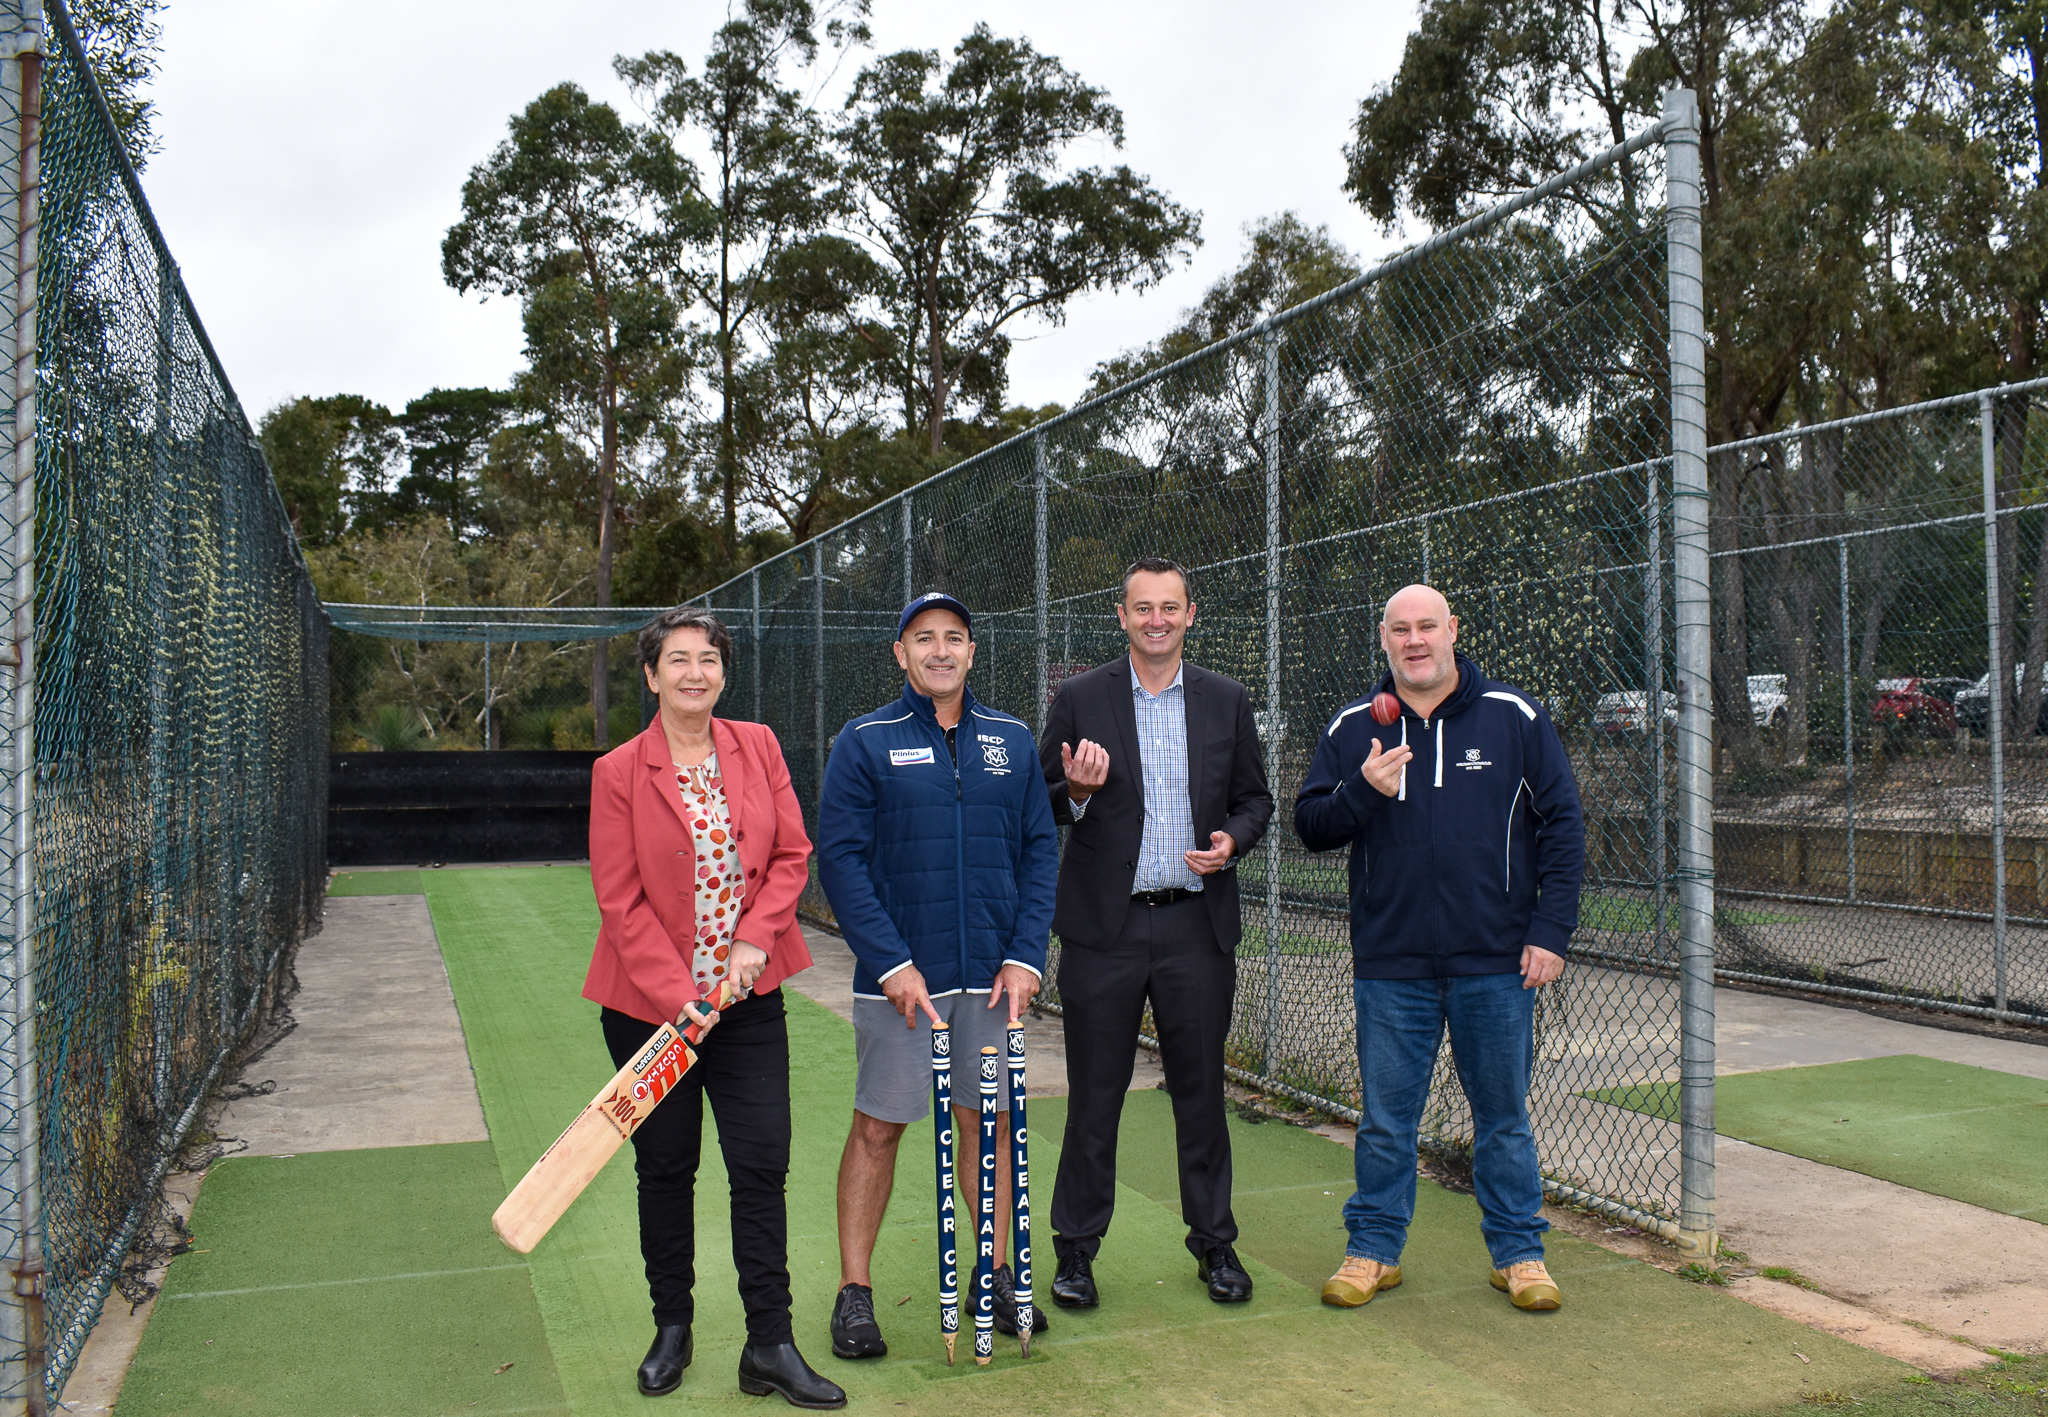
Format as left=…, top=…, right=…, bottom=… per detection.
left=1070, top=660, right=1201, bottom=892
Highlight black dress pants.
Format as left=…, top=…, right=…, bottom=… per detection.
left=1050, top=894, right=1238, bottom=1260
left=600, top=990, right=793, bottom=1343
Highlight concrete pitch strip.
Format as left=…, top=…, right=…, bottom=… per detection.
left=63, top=874, right=2048, bottom=1411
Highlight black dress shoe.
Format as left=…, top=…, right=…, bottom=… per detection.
left=637, top=1325, right=692, bottom=1396
left=1198, top=1245, right=1253, bottom=1303
left=738, top=1342, right=847, bottom=1410
left=1050, top=1250, right=1097, bottom=1308
left=827, top=1282, right=886, bottom=1359
left=991, top=1262, right=1050, bottom=1335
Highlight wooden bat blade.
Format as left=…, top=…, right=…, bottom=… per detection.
left=491, top=1021, right=699, bottom=1253
left=492, top=1106, right=626, bottom=1253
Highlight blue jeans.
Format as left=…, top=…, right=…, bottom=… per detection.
left=1343, top=973, right=1547, bottom=1269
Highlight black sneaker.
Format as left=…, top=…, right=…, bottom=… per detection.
left=828, top=1282, right=887, bottom=1359
left=991, top=1262, right=1050, bottom=1335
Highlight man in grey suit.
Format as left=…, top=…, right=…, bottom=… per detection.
left=1036, top=557, right=1274, bottom=1309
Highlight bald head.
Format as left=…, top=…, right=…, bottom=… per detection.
left=1382, top=583, right=1450, bottom=627
left=1380, top=583, right=1460, bottom=705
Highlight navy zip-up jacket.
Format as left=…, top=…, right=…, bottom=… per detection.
left=817, top=684, right=1058, bottom=1000
left=1293, top=655, right=1585, bottom=979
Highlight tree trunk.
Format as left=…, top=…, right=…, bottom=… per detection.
left=593, top=369, right=618, bottom=751
left=926, top=267, right=946, bottom=456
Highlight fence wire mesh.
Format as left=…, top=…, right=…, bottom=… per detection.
left=324, top=605, right=666, bottom=752
left=0, top=4, right=328, bottom=1405
left=1708, top=386, right=2048, bottom=1026
left=699, top=125, right=1702, bottom=1229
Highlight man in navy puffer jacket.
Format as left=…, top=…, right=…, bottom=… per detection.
left=1294, top=584, right=1584, bottom=1316
left=819, top=591, right=1058, bottom=1360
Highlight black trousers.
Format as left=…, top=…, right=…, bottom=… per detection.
left=600, top=991, right=793, bottom=1343
left=1050, top=894, right=1238, bottom=1260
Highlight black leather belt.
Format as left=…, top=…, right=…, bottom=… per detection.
left=1131, top=887, right=1198, bottom=906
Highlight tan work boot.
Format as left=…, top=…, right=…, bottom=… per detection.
left=1489, top=1260, right=1561, bottom=1311
left=1321, top=1256, right=1403, bottom=1308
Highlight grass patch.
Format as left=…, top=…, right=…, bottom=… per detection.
left=1579, top=895, right=1806, bottom=933
left=1589, top=1056, right=2048, bottom=1223
left=1234, top=921, right=1350, bottom=958
left=1734, top=1352, right=2048, bottom=1415
left=1759, top=1266, right=1824, bottom=1292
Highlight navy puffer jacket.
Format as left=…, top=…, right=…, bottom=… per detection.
left=817, top=684, right=1058, bottom=999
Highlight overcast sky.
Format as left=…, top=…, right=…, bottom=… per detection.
left=144, top=0, right=1420, bottom=424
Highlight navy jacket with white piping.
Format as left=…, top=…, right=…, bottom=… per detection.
left=1293, top=654, right=1585, bottom=979
left=817, top=683, right=1059, bottom=999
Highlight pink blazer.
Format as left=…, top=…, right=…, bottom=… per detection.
left=583, top=718, right=815, bottom=1026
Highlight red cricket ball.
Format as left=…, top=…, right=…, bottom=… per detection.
left=1370, top=691, right=1401, bottom=726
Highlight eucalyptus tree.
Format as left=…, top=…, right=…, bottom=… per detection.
left=443, top=82, right=699, bottom=747
left=1344, top=0, right=1993, bottom=770
left=618, top=0, right=870, bottom=560
left=839, top=24, right=1202, bottom=455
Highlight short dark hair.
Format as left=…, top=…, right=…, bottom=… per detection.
left=640, top=606, right=734, bottom=675
left=1121, top=557, right=1191, bottom=602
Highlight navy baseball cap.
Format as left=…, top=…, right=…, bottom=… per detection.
left=897, top=591, right=972, bottom=638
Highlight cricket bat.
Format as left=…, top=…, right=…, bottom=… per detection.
left=491, top=979, right=739, bottom=1253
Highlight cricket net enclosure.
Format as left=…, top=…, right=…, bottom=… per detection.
left=0, top=3, right=328, bottom=1409
left=695, top=95, right=1723, bottom=1260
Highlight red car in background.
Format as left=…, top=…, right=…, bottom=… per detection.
left=1869, top=677, right=1967, bottom=737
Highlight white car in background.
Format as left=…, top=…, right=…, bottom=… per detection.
left=1747, top=674, right=1788, bottom=729
left=1592, top=688, right=1674, bottom=732
left=1593, top=674, right=1786, bottom=731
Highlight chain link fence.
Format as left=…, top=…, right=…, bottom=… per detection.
left=324, top=605, right=667, bottom=752
left=1708, top=387, right=2048, bottom=1026
left=696, top=102, right=1723, bottom=1247
left=0, top=3, right=328, bottom=1407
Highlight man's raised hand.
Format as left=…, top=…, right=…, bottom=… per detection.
left=1362, top=738, right=1412, bottom=798
left=1062, top=738, right=1110, bottom=803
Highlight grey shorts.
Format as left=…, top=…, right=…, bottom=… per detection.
left=852, top=991, right=1015, bottom=1125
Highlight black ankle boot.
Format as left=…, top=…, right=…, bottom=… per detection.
left=738, top=1342, right=846, bottom=1409
left=637, top=1325, right=692, bottom=1396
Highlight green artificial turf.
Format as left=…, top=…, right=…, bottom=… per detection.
left=116, top=1142, right=569, bottom=1417
left=1588, top=1055, right=2048, bottom=1222
left=317, top=867, right=1905, bottom=1415
left=1597, top=1056, right=2048, bottom=1220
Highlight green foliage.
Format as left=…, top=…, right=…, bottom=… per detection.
left=618, top=0, right=870, bottom=554
left=68, top=0, right=166, bottom=169
left=838, top=23, right=1202, bottom=453
left=257, top=394, right=402, bottom=547
left=355, top=704, right=428, bottom=753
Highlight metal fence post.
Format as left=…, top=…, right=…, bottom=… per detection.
left=482, top=636, right=492, bottom=750
left=813, top=546, right=826, bottom=797
left=750, top=567, right=762, bottom=724
left=1664, top=86, right=1717, bottom=1262
left=1840, top=538, right=1854, bottom=900
left=901, top=495, right=913, bottom=605
left=1262, top=328, right=1282, bottom=1072
left=1647, top=449, right=1667, bottom=943
left=0, top=11, right=45, bottom=1407
left=1034, top=434, right=1049, bottom=737
left=1982, top=392, right=2009, bottom=1014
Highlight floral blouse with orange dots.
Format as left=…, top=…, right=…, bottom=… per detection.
left=677, top=751, right=746, bottom=995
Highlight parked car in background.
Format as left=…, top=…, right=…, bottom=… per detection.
left=1593, top=688, right=1676, bottom=732
left=1953, top=666, right=2048, bottom=735
left=1869, top=677, right=1966, bottom=737
left=1747, top=674, right=1788, bottom=729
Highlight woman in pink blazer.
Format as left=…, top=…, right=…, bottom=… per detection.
left=585, top=607, right=843, bottom=1409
